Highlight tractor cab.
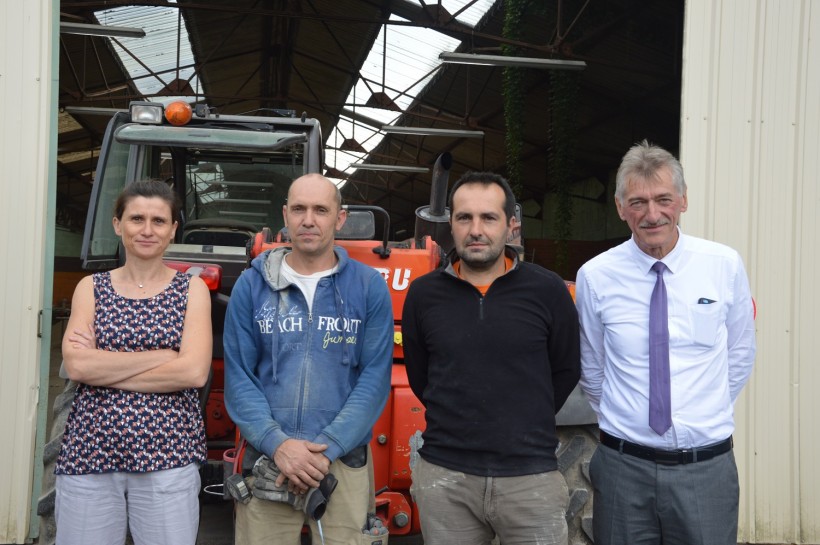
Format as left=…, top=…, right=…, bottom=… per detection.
left=81, top=100, right=324, bottom=295
left=79, top=99, right=328, bottom=474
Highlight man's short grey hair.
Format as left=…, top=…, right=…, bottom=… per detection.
left=615, top=140, right=686, bottom=202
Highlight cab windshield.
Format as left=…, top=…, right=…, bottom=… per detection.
left=179, top=151, right=296, bottom=234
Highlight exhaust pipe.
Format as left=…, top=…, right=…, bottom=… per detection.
left=414, top=152, right=454, bottom=252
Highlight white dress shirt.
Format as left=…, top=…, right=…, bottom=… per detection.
left=576, top=230, right=756, bottom=449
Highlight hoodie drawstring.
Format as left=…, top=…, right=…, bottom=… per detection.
left=331, top=273, right=352, bottom=366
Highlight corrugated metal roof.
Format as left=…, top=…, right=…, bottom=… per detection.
left=94, top=3, right=201, bottom=99
left=57, top=0, right=685, bottom=266
left=326, top=8, right=482, bottom=178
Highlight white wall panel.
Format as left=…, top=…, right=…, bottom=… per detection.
left=0, top=0, right=54, bottom=542
left=680, top=0, right=820, bottom=542
left=794, top=2, right=820, bottom=539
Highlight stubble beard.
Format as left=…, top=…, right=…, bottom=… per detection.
left=458, top=244, right=504, bottom=272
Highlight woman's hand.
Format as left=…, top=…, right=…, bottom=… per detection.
left=67, top=323, right=96, bottom=350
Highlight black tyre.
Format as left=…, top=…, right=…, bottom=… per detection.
left=37, top=380, right=77, bottom=545
left=557, top=425, right=598, bottom=544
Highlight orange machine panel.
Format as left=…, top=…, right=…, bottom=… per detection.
left=251, top=237, right=442, bottom=322
left=370, top=389, right=393, bottom=494
left=369, top=366, right=426, bottom=491
left=387, top=366, right=425, bottom=491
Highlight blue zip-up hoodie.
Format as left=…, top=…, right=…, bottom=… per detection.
left=224, top=246, right=393, bottom=462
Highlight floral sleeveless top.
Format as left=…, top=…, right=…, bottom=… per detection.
left=55, top=271, right=207, bottom=474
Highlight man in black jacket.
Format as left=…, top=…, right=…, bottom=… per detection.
left=402, top=171, right=580, bottom=545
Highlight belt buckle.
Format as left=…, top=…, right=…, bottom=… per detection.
left=655, top=449, right=685, bottom=465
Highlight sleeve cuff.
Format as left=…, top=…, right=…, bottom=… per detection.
left=313, top=433, right=345, bottom=462
left=259, top=429, right=290, bottom=459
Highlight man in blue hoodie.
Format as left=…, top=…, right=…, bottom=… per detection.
left=224, top=173, right=393, bottom=545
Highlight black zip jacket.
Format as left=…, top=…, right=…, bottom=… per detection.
left=401, top=249, right=580, bottom=476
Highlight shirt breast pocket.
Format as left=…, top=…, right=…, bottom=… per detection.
left=689, top=302, right=723, bottom=346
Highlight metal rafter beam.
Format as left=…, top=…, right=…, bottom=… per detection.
left=259, top=1, right=297, bottom=110
left=62, top=0, right=561, bottom=55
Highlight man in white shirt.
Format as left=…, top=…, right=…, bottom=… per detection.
left=576, top=141, right=756, bottom=545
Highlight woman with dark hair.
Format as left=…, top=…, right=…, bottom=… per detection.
left=55, top=179, right=212, bottom=545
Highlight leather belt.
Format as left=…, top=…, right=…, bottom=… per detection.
left=599, top=430, right=733, bottom=465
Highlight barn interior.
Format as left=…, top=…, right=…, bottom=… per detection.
left=56, top=0, right=685, bottom=288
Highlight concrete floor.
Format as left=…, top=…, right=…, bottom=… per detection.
left=197, top=501, right=235, bottom=545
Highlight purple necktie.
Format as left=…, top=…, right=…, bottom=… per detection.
left=649, top=261, right=672, bottom=435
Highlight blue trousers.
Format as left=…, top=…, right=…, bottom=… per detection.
left=589, top=443, right=739, bottom=545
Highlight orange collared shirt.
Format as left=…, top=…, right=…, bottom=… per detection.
left=453, top=256, right=513, bottom=296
